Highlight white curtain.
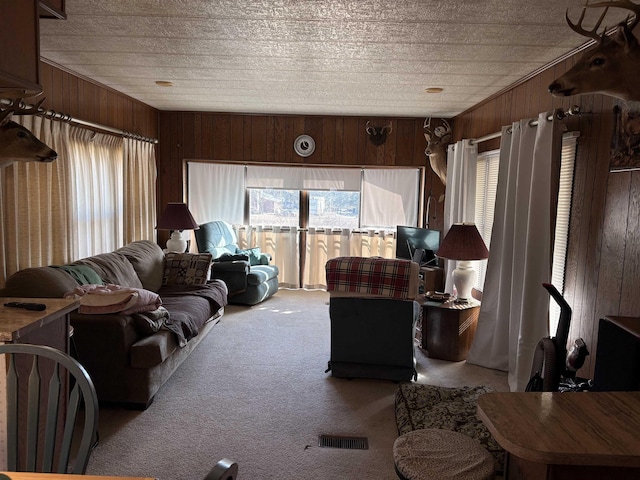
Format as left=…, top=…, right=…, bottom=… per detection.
left=303, top=228, right=395, bottom=289
left=443, top=139, right=478, bottom=294
left=467, top=112, right=560, bottom=392
left=237, top=225, right=299, bottom=288
left=124, top=137, right=157, bottom=243
left=69, top=127, right=125, bottom=258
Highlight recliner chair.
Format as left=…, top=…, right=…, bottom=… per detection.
left=195, top=221, right=279, bottom=305
left=325, top=256, right=420, bottom=382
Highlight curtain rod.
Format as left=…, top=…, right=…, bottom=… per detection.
left=469, top=106, right=581, bottom=146
left=0, top=98, right=158, bottom=144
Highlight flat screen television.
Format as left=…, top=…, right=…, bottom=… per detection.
left=395, top=226, right=440, bottom=266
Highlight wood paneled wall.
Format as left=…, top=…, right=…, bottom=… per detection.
left=157, top=112, right=446, bottom=234
left=454, top=57, right=640, bottom=380
left=37, top=60, right=158, bottom=139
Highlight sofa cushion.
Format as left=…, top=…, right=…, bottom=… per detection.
left=72, top=252, right=143, bottom=289
left=163, top=252, right=213, bottom=286
left=130, top=330, right=178, bottom=368
left=238, top=247, right=263, bottom=266
left=1, top=266, right=79, bottom=298
left=116, top=240, right=165, bottom=292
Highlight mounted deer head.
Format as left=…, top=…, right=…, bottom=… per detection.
left=365, top=121, right=392, bottom=146
left=424, top=117, right=452, bottom=187
left=0, top=97, right=57, bottom=169
left=549, top=0, right=640, bottom=101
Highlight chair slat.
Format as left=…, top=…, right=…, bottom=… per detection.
left=6, top=353, right=18, bottom=471
left=57, top=383, right=81, bottom=473
left=42, top=363, right=62, bottom=472
left=26, top=356, right=42, bottom=472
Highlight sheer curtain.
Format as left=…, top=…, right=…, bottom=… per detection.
left=237, top=225, right=299, bottom=288
left=124, top=137, right=157, bottom=243
left=0, top=116, right=75, bottom=285
left=303, top=228, right=395, bottom=289
left=467, top=112, right=562, bottom=391
left=443, top=139, right=478, bottom=294
left=68, top=127, right=124, bottom=258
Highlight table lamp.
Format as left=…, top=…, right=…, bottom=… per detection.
left=436, top=222, right=489, bottom=303
left=156, top=202, right=200, bottom=252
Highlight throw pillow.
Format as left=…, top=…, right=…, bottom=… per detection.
left=237, top=247, right=262, bottom=266
left=163, top=252, right=213, bottom=286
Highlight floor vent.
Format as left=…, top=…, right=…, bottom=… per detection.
left=318, top=434, right=369, bottom=450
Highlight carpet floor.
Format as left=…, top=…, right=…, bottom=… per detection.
left=85, top=289, right=508, bottom=480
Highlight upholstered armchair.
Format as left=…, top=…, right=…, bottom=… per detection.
left=195, top=221, right=279, bottom=305
left=325, top=256, right=421, bottom=382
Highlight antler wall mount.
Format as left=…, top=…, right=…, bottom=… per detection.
left=424, top=117, right=452, bottom=187
left=365, top=121, right=393, bottom=146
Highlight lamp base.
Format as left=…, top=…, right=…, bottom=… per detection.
left=166, top=230, right=187, bottom=253
left=452, top=260, right=477, bottom=303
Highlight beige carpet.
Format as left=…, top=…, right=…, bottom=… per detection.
left=86, top=289, right=508, bottom=480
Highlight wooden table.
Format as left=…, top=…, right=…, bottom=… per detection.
left=0, top=297, right=80, bottom=471
left=1, top=473, right=155, bottom=480
left=477, top=391, right=640, bottom=479
left=421, top=299, right=480, bottom=361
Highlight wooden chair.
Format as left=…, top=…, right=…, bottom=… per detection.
left=203, top=459, right=238, bottom=480
left=0, top=343, right=99, bottom=474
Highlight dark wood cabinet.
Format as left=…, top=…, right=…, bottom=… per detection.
left=421, top=301, right=480, bottom=361
left=0, top=0, right=42, bottom=96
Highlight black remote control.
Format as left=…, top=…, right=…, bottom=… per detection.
left=4, top=302, right=47, bottom=311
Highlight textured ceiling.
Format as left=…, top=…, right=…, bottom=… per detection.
left=39, top=0, right=631, bottom=118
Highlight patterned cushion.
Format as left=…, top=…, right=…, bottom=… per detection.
left=325, top=256, right=418, bottom=299
left=395, top=383, right=505, bottom=475
left=163, top=253, right=213, bottom=286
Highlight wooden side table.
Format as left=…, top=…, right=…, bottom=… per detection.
left=421, top=299, right=480, bottom=361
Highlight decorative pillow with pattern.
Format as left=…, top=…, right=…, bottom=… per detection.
left=163, top=252, right=213, bottom=286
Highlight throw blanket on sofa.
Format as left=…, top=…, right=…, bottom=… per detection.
left=66, top=284, right=162, bottom=315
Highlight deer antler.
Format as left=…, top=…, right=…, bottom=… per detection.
left=566, top=3, right=610, bottom=41
left=589, top=0, right=640, bottom=31
left=0, top=97, right=46, bottom=123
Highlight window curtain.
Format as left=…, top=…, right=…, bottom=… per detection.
left=443, top=139, right=478, bottom=294
left=69, top=127, right=124, bottom=258
left=238, top=225, right=299, bottom=288
left=123, top=137, right=157, bottom=243
left=188, top=162, right=245, bottom=225
left=303, top=228, right=395, bottom=289
left=466, top=112, right=562, bottom=392
left=361, top=169, right=419, bottom=227
left=0, top=116, right=74, bottom=286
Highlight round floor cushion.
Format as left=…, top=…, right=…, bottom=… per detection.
left=393, top=429, right=495, bottom=480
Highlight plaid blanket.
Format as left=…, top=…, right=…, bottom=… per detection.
left=325, top=256, right=417, bottom=299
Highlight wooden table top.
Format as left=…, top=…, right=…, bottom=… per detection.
left=477, top=391, right=640, bottom=467
left=0, top=297, right=79, bottom=342
left=1, top=474, right=155, bottom=480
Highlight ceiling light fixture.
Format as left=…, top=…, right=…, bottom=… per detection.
left=425, top=87, right=444, bottom=94
left=155, top=80, right=173, bottom=87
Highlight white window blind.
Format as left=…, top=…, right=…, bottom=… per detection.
left=361, top=168, right=420, bottom=228
left=246, top=166, right=361, bottom=191
left=188, top=162, right=245, bottom=225
left=474, top=149, right=500, bottom=289
left=549, top=131, right=579, bottom=333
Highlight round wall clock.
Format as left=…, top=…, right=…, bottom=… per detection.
left=294, top=134, right=315, bottom=157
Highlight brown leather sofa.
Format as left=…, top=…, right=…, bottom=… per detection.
left=0, top=240, right=228, bottom=409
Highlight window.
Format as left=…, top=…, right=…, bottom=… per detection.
left=474, top=132, right=579, bottom=333
left=309, top=190, right=360, bottom=229
left=249, top=189, right=299, bottom=227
